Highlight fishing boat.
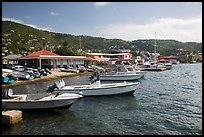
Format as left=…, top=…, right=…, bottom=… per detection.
left=157, top=59, right=173, bottom=70
left=2, top=88, right=83, bottom=110
left=143, top=62, right=166, bottom=71
left=46, top=79, right=139, bottom=96
left=99, top=65, right=143, bottom=81
left=132, top=65, right=147, bottom=76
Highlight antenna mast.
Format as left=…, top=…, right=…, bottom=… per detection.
left=79, top=36, right=82, bottom=56
left=154, top=32, right=156, bottom=61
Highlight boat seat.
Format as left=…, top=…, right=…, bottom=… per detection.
left=60, top=79, right=66, bottom=87
left=54, top=81, right=64, bottom=90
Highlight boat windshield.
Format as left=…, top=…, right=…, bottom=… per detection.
left=117, top=66, right=127, bottom=72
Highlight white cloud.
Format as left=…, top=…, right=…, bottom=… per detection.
left=50, top=11, right=58, bottom=16
left=185, top=2, right=201, bottom=5
left=97, top=17, right=202, bottom=42
left=2, top=17, right=23, bottom=24
left=94, top=2, right=110, bottom=7
left=2, top=17, right=54, bottom=32
left=25, top=23, right=54, bottom=32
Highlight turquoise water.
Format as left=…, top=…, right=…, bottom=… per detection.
left=2, top=63, right=202, bottom=135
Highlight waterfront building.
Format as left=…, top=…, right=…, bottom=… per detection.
left=86, top=52, right=132, bottom=65
left=19, top=50, right=93, bottom=69
left=191, top=53, right=202, bottom=63
left=158, top=56, right=178, bottom=63
left=2, top=54, right=22, bottom=64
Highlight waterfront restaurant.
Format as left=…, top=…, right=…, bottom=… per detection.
left=19, top=50, right=94, bottom=69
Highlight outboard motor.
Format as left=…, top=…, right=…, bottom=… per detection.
left=46, top=84, right=57, bottom=93
left=89, top=74, right=95, bottom=81
left=89, top=71, right=100, bottom=84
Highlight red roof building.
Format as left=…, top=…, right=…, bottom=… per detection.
left=19, top=50, right=93, bottom=69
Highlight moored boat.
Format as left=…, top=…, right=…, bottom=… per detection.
left=46, top=79, right=139, bottom=97
left=100, top=65, right=143, bottom=81
left=2, top=89, right=83, bottom=110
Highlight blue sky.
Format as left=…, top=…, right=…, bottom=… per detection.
left=2, top=2, right=202, bottom=42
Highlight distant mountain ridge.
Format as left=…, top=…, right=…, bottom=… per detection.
left=2, top=21, right=202, bottom=56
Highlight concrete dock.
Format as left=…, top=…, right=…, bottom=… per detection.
left=2, top=110, right=22, bottom=126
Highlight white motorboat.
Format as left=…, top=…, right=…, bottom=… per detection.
left=100, top=65, right=143, bottom=81
left=142, top=62, right=166, bottom=71
left=2, top=89, right=83, bottom=110
left=157, top=59, right=173, bottom=70
left=47, top=79, right=139, bottom=96
left=132, top=65, right=147, bottom=76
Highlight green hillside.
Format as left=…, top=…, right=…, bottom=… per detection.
left=2, top=21, right=202, bottom=57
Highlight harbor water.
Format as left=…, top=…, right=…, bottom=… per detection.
left=2, top=63, right=202, bottom=135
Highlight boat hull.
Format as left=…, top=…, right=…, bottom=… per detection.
left=165, top=65, right=173, bottom=70
left=2, top=93, right=82, bottom=110
left=55, top=82, right=139, bottom=96
left=135, top=71, right=147, bottom=77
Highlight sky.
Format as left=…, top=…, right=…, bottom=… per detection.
left=2, top=2, right=202, bottom=43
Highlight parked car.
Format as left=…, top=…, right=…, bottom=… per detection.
left=2, top=64, right=8, bottom=69
left=5, top=64, right=19, bottom=69
left=12, top=65, right=24, bottom=71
